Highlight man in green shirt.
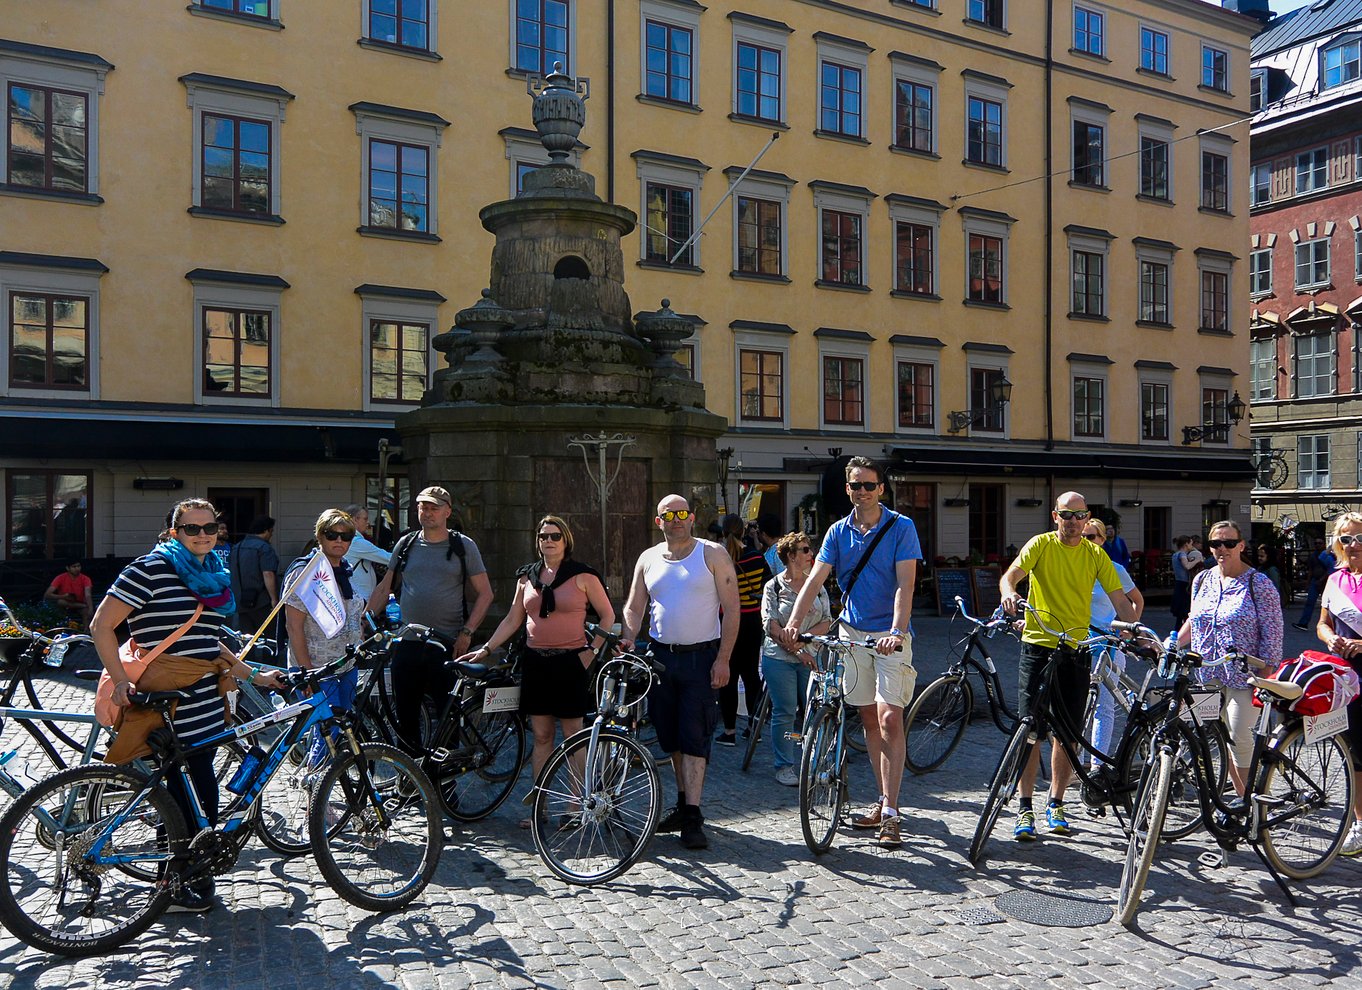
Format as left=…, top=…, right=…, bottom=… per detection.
left=999, top=491, right=1136, bottom=841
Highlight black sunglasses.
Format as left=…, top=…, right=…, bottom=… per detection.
left=1206, top=538, right=1240, bottom=550
left=1055, top=510, right=1091, bottom=520
left=847, top=482, right=881, bottom=492
left=176, top=523, right=217, bottom=537
left=321, top=530, right=356, bottom=542
left=538, top=532, right=564, bottom=542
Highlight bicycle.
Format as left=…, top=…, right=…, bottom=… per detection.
left=0, top=639, right=443, bottom=956
left=529, top=625, right=665, bottom=885
left=1114, top=629, right=1355, bottom=925
left=902, top=597, right=1024, bottom=774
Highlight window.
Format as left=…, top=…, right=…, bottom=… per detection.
left=967, top=96, right=1002, bottom=166
left=1356, top=229, right=1362, bottom=281
left=739, top=348, right=782, bottom=421
left=1296, top=147, right=1328, bottom=194
left=736, top=196, right=781, bottom=275
left=1200, top=270, right=1228, bottom=332
left=821, top=210, right=862, bottom=286
left=183, top=74, right=291, bottom=221
left=1202, top=46, right=1228, bottom=92
left=1322, top=39, right=1361, bottom=90
left=1073, top=7, right=1103, bottom=56
left=1141, top=382, right=1169, bottom=441
left=503, top=126, right=578, bottom=197
left=1201, top=151, right=1228, bottom=211
left=969, top=234, right=1003, bottom=303
left=1295, top=333, right=1335, bottom=398
left=644, top=19, right=693, bottom=104
left=823, top=356, right=864, bottom=426
left=368, top=0, right=430, bottom=50
left=1250, top=163, right=1271, bottom=207
left=1139, top=261, right=1169, bottom=323
left=1140, top=137, right=1170, bottom=199
left=644, top=182, right=694, bottom=266
left=1250, top=70, right=1264, bottom=111
left=1072, top=250, right=1103, bottom=316
left=1251, top=338, right=1276, bottom=401
left=1141, top=27, right=1168, bottom=75
left=819, top=61, right=862, bottom=138
left=515, top=161, right=538, bottom=193
left=894, top=80, right=932, bottom=153
left=353, top=102, right=446, bottom=238
left=971, top=367, right=1006, bottom=432
left=1250, top=247, right=1272, bottom=296
left=896, top=222, right=934, bottom=295
left=1072, top=120, right=1104, bottom=186
left=6, top=84, right=87, bottom=194
left=676, top=343, right=695, bottom=379
left=1073, top=376, right=1104, bottom=437
left=515, top=0, right=570, bottom=74
left=1299, top=435, right=1330, bottom=489
left=6, top=471, right=91, bottom=560
left=1201, top=387, right=1229, bottom=442
left=200, top=0, right=271, bottom=17
left=203, top=307, right=270, bottom=397
left=1295, top=238, right=1330, bottom=289
left=967, top=0, right=1004, bottom=29
left=370, top=319, right=429, bottom=404
left=736, top=42, right=781, bottom=121
left=897, top=361, right=934, bottom=429
left=8, top=292, right=87, bottom=390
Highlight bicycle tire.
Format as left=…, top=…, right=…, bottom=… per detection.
left=1258, top=727, right=1354, bottom=880
left=531, top=729, right=661, bottom=885
left=309, top=743, right=442, bottom=911
left=968, top=720, right=1032, bottom=865
left=0, top=763, right=184, bottom=956
left=1117, top=748, right=1173, bottom=926
left=843, top=706, right=867, bottom=754
left=1160, top=720, right=1228, bottom=841
left=799, top=705, right=845, bottom=855
left=257, top=732, right=326, bottom=856
left=741, top=690, right=772, bottom=772
left=904, top=674, right=973, bottom=774
left=437, top=703, right=527, bottom=822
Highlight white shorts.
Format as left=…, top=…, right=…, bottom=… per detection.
left=840, top=625, right=916, bottom=709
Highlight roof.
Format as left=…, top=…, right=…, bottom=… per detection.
left=1253, top=1, right=1362, bottom=58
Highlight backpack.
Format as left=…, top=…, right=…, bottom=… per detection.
left=1262, top=651, right=1360, bottom=717
left=389, top=528, right=469, bottom=628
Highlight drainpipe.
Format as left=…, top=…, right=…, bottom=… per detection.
left=1043, top=0, right=1055, bottom=452
left=606, top=0, right=616, bottom=203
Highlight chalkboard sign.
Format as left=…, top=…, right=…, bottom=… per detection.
left=971, top=566, right=1003, bottom=616
left=935, top=568, right=974, bottom=616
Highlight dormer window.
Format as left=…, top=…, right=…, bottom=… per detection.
left=1322, top=37, right=1361, bottom=89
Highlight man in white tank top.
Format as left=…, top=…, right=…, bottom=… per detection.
left=622, top=494, right=740, bottom=851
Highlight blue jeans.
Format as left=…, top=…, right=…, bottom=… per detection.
left=761, top=653, right=810, bottom=770
left=1088, top=644, right=1126, bottom=767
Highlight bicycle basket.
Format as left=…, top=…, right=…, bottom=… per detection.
left=592, top=653, right=655, bottom=712
left=1260, top=651, right=1360, bottom=717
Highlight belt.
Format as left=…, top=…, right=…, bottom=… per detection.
left=653, top=639, right=719, bottom=653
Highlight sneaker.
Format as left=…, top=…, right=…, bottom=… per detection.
left=878, top=815, right=902, bottom=848
left=1343, top=820, right=1362, bottom=857
left=657, top=803, right=686, bottom=833
left=774, top=766, right=800, bottom=787
left=715, top=732, right=737, bottom=747
left=166, top=881, right=215, bottom=914
left=680, top=811, right=709, bottom=850
left=1046, top=802, right=1072, bottom=836
left=851, top=803, right=883, bottom=830
left=1013, top=810, right=1038, bottom=841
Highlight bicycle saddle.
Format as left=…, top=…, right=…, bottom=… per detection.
left=444, top=660, right=490, bottom=679
left=73, top=668, right=103, bottom=682
left=1248, top=676, right=1303, bottom=703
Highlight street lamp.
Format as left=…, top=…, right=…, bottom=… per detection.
left=946, top=375, right=1013, bottom=434
left=1181, top=390, right=1246, bottom=445
left=716, top=446, right=735, bottom=512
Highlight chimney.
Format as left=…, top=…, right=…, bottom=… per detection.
left=1222, top=0, right=1274, bottom=24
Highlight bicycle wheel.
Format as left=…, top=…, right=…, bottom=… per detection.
left=1117, top=748, right=1173, bottom=926
left=0, top=764, right=184, bottom=956
left=437, top=704, right=527, bottom=822
left=309, top=743, right=442, bottom=911
left=1258, top=727, right=1354, bottom=880
left=799, top=705, right=845, bottom=855
left=531, top=729, right=661, bottom=885
left=1161, top=720, right=1228, bottom=841
left=257, top=732, right=329, bottom=856
left=844, top=706, right=867, bottom=754
left=905, top=674, right=973, bottom=774
left=741, top=690, right=771, bottom=772
left=968, top=720, right=1032, bottom=865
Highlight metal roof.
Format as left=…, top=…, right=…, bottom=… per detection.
left=1253, top=1, right=1362, bottom=58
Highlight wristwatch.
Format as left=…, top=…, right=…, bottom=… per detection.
left=458, top=626, right=473, bottom=637
left=889, top=628, right=905, bottom=638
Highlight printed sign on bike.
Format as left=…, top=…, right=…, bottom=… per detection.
left=1178, top=689, right=1223, bottom=724
left=1304, top=705, right=1348, bottom=745
left=483, top=685, right=521, bottom=713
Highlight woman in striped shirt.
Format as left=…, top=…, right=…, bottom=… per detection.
left=716, top=514, right=771, bottom=747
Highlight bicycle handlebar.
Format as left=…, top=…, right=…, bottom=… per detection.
left=797, top=632, right=878, bottom=649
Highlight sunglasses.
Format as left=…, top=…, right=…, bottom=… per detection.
left=538, top=532, right=564, bottom=542
left=1206, top=539, right=1240, bottom=550
left=659, top=510, right=692, bottom=522
left=1339, top=535, right=1362, bottom=547
left=796, top=546, right=814, bottom=555
left=1055, top=510, right=1091, bottom=520
left=1083, top=533, right=1101, bottom=541
left=321, top=530, right=356, bottom=542
left=847, top=482, right=881, bottom=492
left=176, top=523, right=217, bottom=537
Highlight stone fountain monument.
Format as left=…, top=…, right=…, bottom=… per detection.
left=396, top=65, right=727, bottom=597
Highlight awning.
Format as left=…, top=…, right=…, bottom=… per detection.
left=886, top=446, right=1256, bottom=482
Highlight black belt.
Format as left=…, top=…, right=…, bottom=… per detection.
left=652, top=639, right=719, bottom=654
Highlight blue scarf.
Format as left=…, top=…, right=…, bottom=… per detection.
left=152, top=539, right=236, bottom=616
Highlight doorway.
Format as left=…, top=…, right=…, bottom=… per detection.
left=208, top=488, right=269, bottom=543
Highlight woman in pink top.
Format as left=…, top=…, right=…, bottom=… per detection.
left=460, top=514, right=614, bottom=827
left=1314, top=510, right=1362, bottom=857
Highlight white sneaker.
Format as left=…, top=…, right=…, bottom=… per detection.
left=774, top=766, right=800, bottom=787
left=1342, top=820, right=1362, bottom=857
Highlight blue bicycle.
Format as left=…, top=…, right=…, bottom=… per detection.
left=0, top=639, right=443, bottom=956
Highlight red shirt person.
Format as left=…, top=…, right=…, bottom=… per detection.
left=45, top=561, right=94, bottom=627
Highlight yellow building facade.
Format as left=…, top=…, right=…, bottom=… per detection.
left=1, top=0, right=1258, bottom=582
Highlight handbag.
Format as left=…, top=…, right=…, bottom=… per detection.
left=94, top=604, right=203, bottom=727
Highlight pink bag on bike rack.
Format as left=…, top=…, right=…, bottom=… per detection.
left=1260, top=650, right=1360, bottom=717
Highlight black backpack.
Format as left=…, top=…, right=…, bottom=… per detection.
left=389, top=528, right=469, bottom=628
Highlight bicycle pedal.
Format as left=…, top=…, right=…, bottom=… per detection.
left=786, top=733, right=803, bottom=743
left=1198, top=849, right=1228, bottom=868
left=428, top=747, right=452, bottom=764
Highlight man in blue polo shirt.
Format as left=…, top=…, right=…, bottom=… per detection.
left=784, top=456, right=921, bottom=847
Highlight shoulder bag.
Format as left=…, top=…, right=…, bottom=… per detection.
left=94, top=604, right=204, bottom=728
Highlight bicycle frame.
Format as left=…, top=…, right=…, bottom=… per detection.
left=0, top=705, right=108, bottom=799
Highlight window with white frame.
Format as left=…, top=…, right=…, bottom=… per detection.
left=364, top=0, right=435, bottom=52
left=1322, top=37, right=1361, bottom=90
left=513, top=0, right=572, bottom=74
left=641, top=0, right=700, bottom=106
left=357, top=286, right=440, bottom=410
left=1299, top=434, right=1330, bottom=489
left=1295, top=333, right=1335, bottom=399
left=1071, top=370, right=1106, bottom=439
left=1250, top=70, right=1264, bottom=111
left=352, top=102, right=447, bottom=237
left=1250, top=247, right=1272, bottom=296
left=1072, top=117, right=1105, bottom=187
left=1296, top=147, right=1328, bottom=194
left=1250, top=337, right=1276, bottom=401
left=1140, top=136, right=1170, bottom=199
left=818, top=332, right=870, bottom=429
left=1140, top=27, right=1168, bottom=75
left=889, top=195, right=942, bottom=297
left=1201, top=45, right=1228, bottom=92
left=1200, top=385, right=1230, bottom=443
left=815, top=34, right=869, bottom=140
left=1201, top=149, right=1229, bottom=212
left=967, top=0, right=1005, bottom=30
left=1200, top=269, right=1228, bottom=332
left=2, top=41, right=110, bottom=199
left=634, top=151, right=707, bottom=268
left=1250, top=163, right=1271, bottom=207
left=968, top=363, right=1008, bottom=434
left=502, top=126, right=580, bottom=197
left=1295, top=237, right=1330, bottom=289
left=1355, top=229, right=1361, bottom=281
left=1139, top=379, right=1170, bottom=441
left=1136, top=241, right=1175, bottom=324
left=0, top=255, right=104, bottom=398
left=812, top=182, right=873, bottom=289
left=182, top=73, right=291, bottom=220
left=731, top=168, right=791, bottom=278
left=891, top=55, right=938, bottom=155
left=1073, top=6, right=1103, bottom=57
left=189, top=269, right=286, bottom=406
left=962, top=208, right=1013, bottom=304
left=894, top=338, right=939, bottom=431
left=963, top=71, right=1009, bottom=168
left=732, top=14, right=790, bottom=124
left=1067, top=227, right=1110, bottom=318
left=197, top=0, right=274, bottom=19
left=734, top=327, right=789, bottom=425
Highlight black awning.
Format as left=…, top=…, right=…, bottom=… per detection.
left=886, top=445, right=1255, bottom=482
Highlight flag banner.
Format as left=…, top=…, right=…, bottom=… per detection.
left=294, top=553, right=346, bottom=638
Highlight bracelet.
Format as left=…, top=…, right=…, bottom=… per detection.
left=459, top=627, right=474, bottom=637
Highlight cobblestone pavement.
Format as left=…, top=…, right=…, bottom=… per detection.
left=0, top=614, right=1359, bottom=989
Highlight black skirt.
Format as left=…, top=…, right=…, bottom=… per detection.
left=520, top=645, right=594, bottom=719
